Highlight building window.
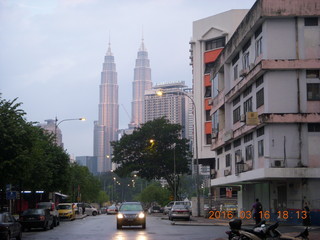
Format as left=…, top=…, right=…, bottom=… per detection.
left=233, top=138, right=241, bottom=148
left=205, top=37, right=226, bottom=51
left=258, top=140, right=264, bottom=157
left=234, top=65, right=238, bottom=80
left=224, top=143, right=231, bottom=152
left=212, top=111, right=219, bottom=135
left=204, top=62, right=214, bottom=74
left=235, top=149, right=242, bottom=162
left=242, top=52, right=250, bottom=69
left=217, top=148, right=223, bottom=155
left=233, top=96, right=241, bottom=106
left=244, top=132, right=253, bottom=143
left=206, top=110, right=211, bottom=121
left=257, top=127, right=265, bottom=137
left=206, top=134, right=212, bottom=144
left=256, top=76, right=264, bottom=87
left=307, top=83, right=320, bottom=100
left=226, top=154, right=231, bottom=167
left=244, top=97, right=253, bottom=114
left=255, top=37, right=262, bottom=58
left=204, top=86, right=211, bottom=97
left=245, top=145, right=253, bottom=161
left=232, top=53, right=239, bottom=66
left=308, top=123, right=320, bottom=132
left=255, top=25, right=262, bottom=38
left=243, top=85, right=252, bottom=98
left=217, top=158, right=219, bottom=170
left=304, top=17, right=318, bottom=26
left=233, top=106, right=241, bottom=124
left=306, top=70, right=319, bottom=78
left=256, top=88, right=264, bottom=108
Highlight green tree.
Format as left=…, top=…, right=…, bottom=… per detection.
left=135, top=182, right=170, bottom=206
left=111, top=117, right=192, bottom=199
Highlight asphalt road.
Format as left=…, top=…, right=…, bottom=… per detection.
left=21, top=214, right=228, bottom=240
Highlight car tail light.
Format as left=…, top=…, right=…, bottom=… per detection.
left=40, top=216, right=45, bottom=221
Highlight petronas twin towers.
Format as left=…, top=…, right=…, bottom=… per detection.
left=93, top=39, right=152, bottom=173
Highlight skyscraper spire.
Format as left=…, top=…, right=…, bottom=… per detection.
left=94, top=41, right=119, bottom=172
left=130, top=38, right=152, bottom=128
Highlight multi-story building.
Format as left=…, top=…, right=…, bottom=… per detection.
left=190, top=10, right=250, bottom=180
left=209, top=0, right=320, bottom=225
left=144, top=81, right=192, bottom=139
left=75, top=156, right=98, bottom=176
left=93, top=42, right=119, bottom=172
left=130, top=39, right=152, bottom=128
left=37, top=119, right=63, bottom=147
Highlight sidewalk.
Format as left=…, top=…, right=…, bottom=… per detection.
left=75, top=213, right=87, bottom=219
left=158, top=214, right=320, bottom=240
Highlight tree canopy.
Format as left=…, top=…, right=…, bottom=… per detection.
left=111, top=117, right=192, bottom=198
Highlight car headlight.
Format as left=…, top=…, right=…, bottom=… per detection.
left=138, top=212, right=145, bottom=218
left=117, top=213, right=124, bottom=219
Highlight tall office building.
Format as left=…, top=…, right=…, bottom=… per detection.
left=130, top=39, right=152, bottom=128
left=94, top=42, right=119, bottom=172
left=144, top=81, right=193, bottom=139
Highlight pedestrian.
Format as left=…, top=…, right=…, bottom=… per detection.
left=303, top=203, right=311, bottom=226
left=251, top=198, right=263, bottom=225
left=82, top=203, right=85, bottom=215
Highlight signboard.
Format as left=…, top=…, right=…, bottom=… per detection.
left=6, top=191, right=17, bottom=200
left=246, top=112, right=259, bottom=125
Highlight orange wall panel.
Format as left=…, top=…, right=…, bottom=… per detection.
left=204, top=75, right=211, bottom=87
left=205, top=122, right=212, bottom=134
left=204, top=99, right=211, bottom=110
left=204, top=48, right=223, bottom=63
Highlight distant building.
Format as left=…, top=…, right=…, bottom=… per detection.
left=75, top=156, right=98, bottom=175
left=93, top=42, right=119, bottom=173
left=37, top=119, right=63, bottom=148
left=209, top=0, right=320, bottom=224
left=144, top=81, right=193, bottom=139
left=130, top=38, right=152, bottom=128
left=190, top=10, right=249, bottom=176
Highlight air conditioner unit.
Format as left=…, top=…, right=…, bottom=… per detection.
left=239, top=69, right=248, bottom=77
left=272, top=160, right=284, bottom=168
left=224, top=169, right=231, bottom=176
left=240, top=114, right=246, bottom=122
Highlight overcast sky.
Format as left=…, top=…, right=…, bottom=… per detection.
left=0, top=0, right=256, bottom=158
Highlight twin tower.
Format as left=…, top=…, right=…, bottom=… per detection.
left=93, top=39, right=152, bottom=173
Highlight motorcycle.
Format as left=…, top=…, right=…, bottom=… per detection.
left=226, top=219, right=309, bottom=240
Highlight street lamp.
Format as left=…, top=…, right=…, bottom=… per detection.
left=156, top=89, right=201, bottom=217
left=54, top=117, right=86, bottom=145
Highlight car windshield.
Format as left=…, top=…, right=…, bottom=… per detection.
left=120, top=204, right=143, bottom=211
left=58, top=205, right=72, bottom=210
left=172, top=205, right=188, bottom=210
left=22, top=209, right=44, bottom=215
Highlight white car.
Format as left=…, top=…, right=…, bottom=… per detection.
left=74, top=203, right=98, bottom=216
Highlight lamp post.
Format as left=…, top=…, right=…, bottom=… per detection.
left=156, top=90, right=201, bottom=217
left=54, top=117, right=86, bottom=145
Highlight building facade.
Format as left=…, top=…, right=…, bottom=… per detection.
left=93, top=43, right=119, bottom=173
left=190, top=10, right=250, bottom=177
left=75, top=156, right=98, bottom=176
left=130, top=39, right=152, bottom=128
left=209, top=0, right=320, bottom=225
left=144, top=81, right=192, bottom=139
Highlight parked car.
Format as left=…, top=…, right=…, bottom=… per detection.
left=100, top=206, right=108, bottom=214
left=0, top=212, right=22, bottom=240
left=116, top=202, right=146, bottom=229
left=148, top=205, right=161, bottom=214
left=57, top=203, right=75, bottom=221
left=106, top=205, right=118, bottom=215
left=163, top=201, right=174, bottom=215
left=168, top=204, right=191, bottom=221
left=19, top=208, right=54, bottom=231
left=74, top=203, right=98, bottom=216
left=36, top=201, right=60, bottom=227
